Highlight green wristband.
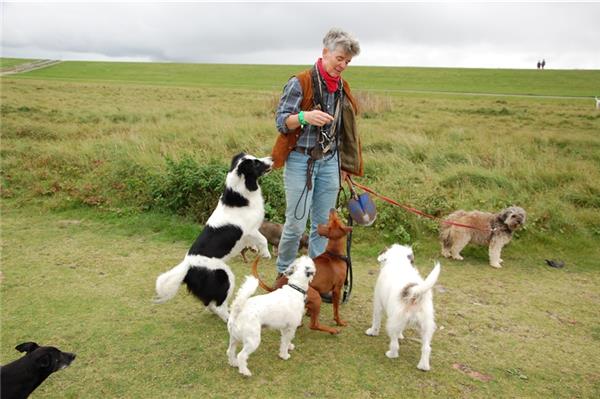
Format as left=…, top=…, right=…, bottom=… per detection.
left=298, top=111, right=307, bottom=126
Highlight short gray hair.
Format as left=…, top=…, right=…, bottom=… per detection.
left=322, top=28, right=360, bottom=57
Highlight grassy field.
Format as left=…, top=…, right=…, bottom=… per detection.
left=10, top=59, right=600, bottom=96
left=1, top=60, right=600, bottom=398
left=0, top=58, right=38, bottom=70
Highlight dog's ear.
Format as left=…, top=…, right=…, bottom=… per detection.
left=229, top=152, right=246, bottom=172
left=498, top=208, right=512, bottom=224
left=284, top=262, right=297, bottom=277
left=377, top=247, right=388, bottom=263
left=16, top=342, right=39, bottom=354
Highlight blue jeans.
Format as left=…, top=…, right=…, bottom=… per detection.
left=276, top=150, right=340, bottom=273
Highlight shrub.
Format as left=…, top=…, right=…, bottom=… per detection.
left=150, top=155, right=228, bottom=222
left=373, top=203, right=412, bottom=245
left=148, top=155, right=287, bottom=223
left=260, top=170, right=286, bottom=223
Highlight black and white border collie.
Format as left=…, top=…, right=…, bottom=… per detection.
left=154, top=153, right=273, bottom=321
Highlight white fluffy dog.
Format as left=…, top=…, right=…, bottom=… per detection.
left=365, top=244, right=441, bottom=371
left=227, top=256, right=316, bottom=377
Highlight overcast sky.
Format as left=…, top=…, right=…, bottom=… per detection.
left=2, top=1, right=599, bottom=70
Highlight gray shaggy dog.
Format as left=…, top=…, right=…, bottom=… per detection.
left=440, top=206, right=526, bottom=268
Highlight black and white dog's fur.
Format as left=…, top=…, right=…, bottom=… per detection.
left=154, top=153, right=273, bottom=321
left=1, top=342, right=76, bottom=399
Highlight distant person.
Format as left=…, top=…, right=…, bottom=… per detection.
left=541, top=59, right=546, bottom=69
left=537, top=61, right=541, bottom=69
left=271, top=27, right=363, bottom=281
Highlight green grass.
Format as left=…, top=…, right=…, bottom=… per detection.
left=1, top=61, right=600, bottom=397
left=1, top=204, right=599, bottom=398
left=6, top=59, right=600, bottom=96
left=0, top=57, right=38, bottom=69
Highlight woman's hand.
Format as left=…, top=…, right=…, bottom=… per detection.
left=285, top=110, right=335, bottom=130
left=304, top=110, right=334, bottom=126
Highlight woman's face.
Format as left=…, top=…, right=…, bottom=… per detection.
left=322, top=47, right=352, bottom=77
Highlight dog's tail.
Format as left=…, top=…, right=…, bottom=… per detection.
left=439, top=227, right=452, bottom=249
left=230, top=276, right=259, bottom=321
left=401, top=262, right=441, bottom=303
left=250, top=256, right=276, bottom=292
left=440, top=211, right=466, bottom=248
left=154, top=259, right=191, bottom=304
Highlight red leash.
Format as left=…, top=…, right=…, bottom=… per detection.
left=347, top=177, right=490, bottom=232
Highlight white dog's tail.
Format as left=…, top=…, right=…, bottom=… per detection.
left=230, top=276, right=259, bottom=321
left=154, top=259, right=191, bottom=304
left=401, top=262, right=441, bottom=303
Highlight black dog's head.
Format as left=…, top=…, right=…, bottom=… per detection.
left=1, top=342, right=76, bottom=399
left=229, top=152, right=273, bottom=191
left=15, top=342, right=76, bottom=373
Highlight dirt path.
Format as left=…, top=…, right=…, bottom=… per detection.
left=0, top=59, right=62, bottom=76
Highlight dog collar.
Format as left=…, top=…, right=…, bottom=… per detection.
left=326, top=250, right=349, bottom=263
left=287, top=283, right=307, bottom=296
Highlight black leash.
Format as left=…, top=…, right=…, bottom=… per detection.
left=342, top=202, right=353, bottom=304
left=334, top=178, right=354, bottom=304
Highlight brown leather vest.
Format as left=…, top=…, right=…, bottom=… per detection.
left=271, top=68, right=363, bottom=176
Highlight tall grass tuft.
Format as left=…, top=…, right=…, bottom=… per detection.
left=353, top=90, right=394, bottom=118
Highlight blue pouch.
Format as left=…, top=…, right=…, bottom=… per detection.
left=348, top=192, right=377, bottom=226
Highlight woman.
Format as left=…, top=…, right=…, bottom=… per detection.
left=272, top=28, right=363, bottom=278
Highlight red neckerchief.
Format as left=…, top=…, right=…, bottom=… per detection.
left=317, top=58, right=340, bottom=93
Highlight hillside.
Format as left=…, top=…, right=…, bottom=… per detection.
left=1, top=60, right=599, bottom=398
left=4, top=58, right=599, bottom=97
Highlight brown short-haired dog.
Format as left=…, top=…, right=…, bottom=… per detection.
left=252, top=209, right=352, bottom=334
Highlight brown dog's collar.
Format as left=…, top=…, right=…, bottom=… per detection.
left=326, top=251, right=349, bottom=263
